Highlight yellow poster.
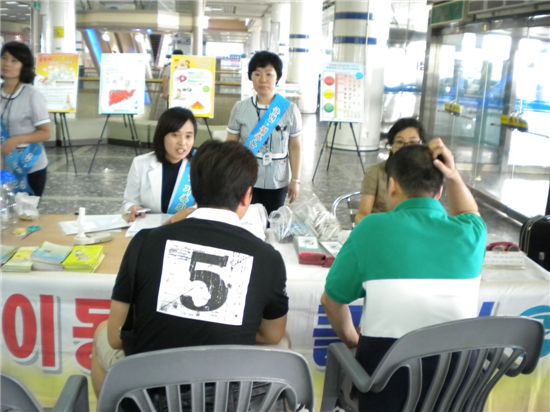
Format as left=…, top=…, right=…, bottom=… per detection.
left=35, top=53, right=79, bottom=113
left=169, top=55, right=216, bottom=118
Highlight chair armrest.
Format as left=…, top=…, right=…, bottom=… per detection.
left=329, top=343, right=372, bottom=393
left=321, top=343, right=373, bottom=412
left=52, top=375, right=89, bottom=412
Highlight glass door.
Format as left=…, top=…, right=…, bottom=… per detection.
left=422, top=17, right=550, bottom=218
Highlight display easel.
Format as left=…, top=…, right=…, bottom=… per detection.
left=202, top=118, right=213, bottom=139
left=312, top=122, right=365, bottom=182
left=88, top=114, right=140, bottom=174
left=52, top=112, right=78, bottom=174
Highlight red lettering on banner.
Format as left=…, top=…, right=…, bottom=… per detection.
left=73, top=299, right=110, bottom=371
left=40, top=295, right=57, bottom=369
left=2, top=294, right=37, bottom=360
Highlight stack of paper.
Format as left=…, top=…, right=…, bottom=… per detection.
left=58, top=214, right=129, bottom=235
left=1, top=245, right=17, bottom=265
left=62, top=245, right=105, bottom=272
left=31, top=241, right=73, bottom=271
left=3, top=247, right=37, bottom=272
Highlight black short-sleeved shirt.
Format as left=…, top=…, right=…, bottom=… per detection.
left=112, top=217, right=288, bottom=355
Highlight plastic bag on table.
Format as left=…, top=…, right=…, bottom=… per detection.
left=15, top=192, right=40, bottom=220
left=268, top=205, right=315, bottom=242
left=288, top=193, right=341, bottom=241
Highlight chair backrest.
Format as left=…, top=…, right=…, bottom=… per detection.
left=1, top=374, right=89, bottom=412
left=98, top=345, right=314, bottom=412
left=331, top=191, right=361, bottom=228
left=1, top=374, right=43, bottom=412
left=322, top=316, right=544, bottom=412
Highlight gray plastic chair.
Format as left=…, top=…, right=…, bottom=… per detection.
left=97, top=345, right=314, bottom=412
left=320, top=316, right=544, bottom=412
left=1, top=374, right=88, bottom=412
left=331, top=192, right=361, bottom=228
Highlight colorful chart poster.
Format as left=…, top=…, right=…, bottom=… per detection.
left=98, top=53, right=146, bottom=115
left=169, top=55, right=216, bottom=118
left=320, top=62, right=365, bottom=123
left=35, top=53, right=79, bottom=113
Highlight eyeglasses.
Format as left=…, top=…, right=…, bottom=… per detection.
left=393, top=139, right=422, bottom=147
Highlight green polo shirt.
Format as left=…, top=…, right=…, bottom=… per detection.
left=325, top=198, right=487, bottom=305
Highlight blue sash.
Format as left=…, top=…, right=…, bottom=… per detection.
left=243, top=94, right=290, bottom=155
left=167, top=158, right=195, bottom=214
left=0, top=120, right=43, bottom=194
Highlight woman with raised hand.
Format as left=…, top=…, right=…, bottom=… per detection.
left=355, top=117, right=426, bottom=225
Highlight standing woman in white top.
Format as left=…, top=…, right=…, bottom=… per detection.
left=0, top=41, right=51, bottom=196
left=227, top=51, right=303, bottom=216
left=122, top=107, right=196, bottom=222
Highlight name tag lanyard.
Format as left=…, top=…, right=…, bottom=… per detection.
left=0, top=88, right=20, bottom=136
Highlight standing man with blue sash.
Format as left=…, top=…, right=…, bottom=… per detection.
left=1, top=42, right=51, bottom=196
left=227, top=51, right=303, bottom=216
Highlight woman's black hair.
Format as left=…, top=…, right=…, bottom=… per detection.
left=248, top=51, right=283, bottom=82
left=387, top=117, right=426, bottom=146
left=152, top=107, right=197, bottom=162
left=1, top=41, right=36, bottom=84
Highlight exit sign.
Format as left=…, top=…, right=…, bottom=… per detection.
left=431, top=0, right=466, bottom=26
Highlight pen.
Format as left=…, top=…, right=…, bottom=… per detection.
left=135, top=208, right=151, bottom=216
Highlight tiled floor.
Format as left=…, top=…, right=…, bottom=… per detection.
left=40, top=113, right=523, bottom=243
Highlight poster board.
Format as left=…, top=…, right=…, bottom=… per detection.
left=98, top=53, right=146, bottom=115
left=169, top=55, right=216, bottom=118
left=240, top=58, right=254, bottom=101
left=35, top=54, right=79, bottom=113
left=319, top=62, right=364, bottom=123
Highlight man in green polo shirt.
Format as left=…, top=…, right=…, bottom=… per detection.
left=321, top=138, right=487, bottom=411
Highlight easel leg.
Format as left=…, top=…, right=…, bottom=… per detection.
left=127, top=115, right=140, bottom=155
left=326, top=122, right=339, bottom=171
left=88, top=114, right=110, bottom=175
left=349, top=123, right=365, bottom=174
left=60, top=113, right=78, bottom=174
left=312, top=122, right=333, bottom=183
left=54, top=113, right=69, bottom=166
left=203, top=118, right=213, bottom=140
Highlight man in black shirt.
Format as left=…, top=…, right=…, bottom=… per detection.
left=91, top=141, right=288, bottom=396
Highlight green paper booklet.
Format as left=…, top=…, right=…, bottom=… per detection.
left=1, top=245, right=17, bottom=265
left=63, top=245, right=105, bottom=272
left=3, top=247, right=37, bottom=272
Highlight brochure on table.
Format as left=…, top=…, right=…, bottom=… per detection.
left=98, top=53, right=146, bottom=115
left=58, top=214, right=129, bottom=235
left=319, top=62, right=365, bottom=123
left=35, top=53, right=79, bottom=113
left=169, top=55, right=216, bottom=118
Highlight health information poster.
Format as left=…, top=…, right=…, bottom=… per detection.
left=98, top=53, right=146, bottom=115
left=319, top=62, right=364, bottom=123
left=169, top=55, right=216, bottom=118
left=35, top=53, right=79, bottom=113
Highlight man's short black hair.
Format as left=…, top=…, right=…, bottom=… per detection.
left=387, top=117, right=426, bottom=146
left=385, top=145, right=443, bottom=198
left=153, top=107, right=197, bottom=162
left=248, top=51, right=283, bottom=82
left=1, top=41, right=35, bottom=84
left=191, top=141, right=258, bottom=211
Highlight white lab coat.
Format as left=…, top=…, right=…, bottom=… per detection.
left=121, top=152, right=190, bottom=214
